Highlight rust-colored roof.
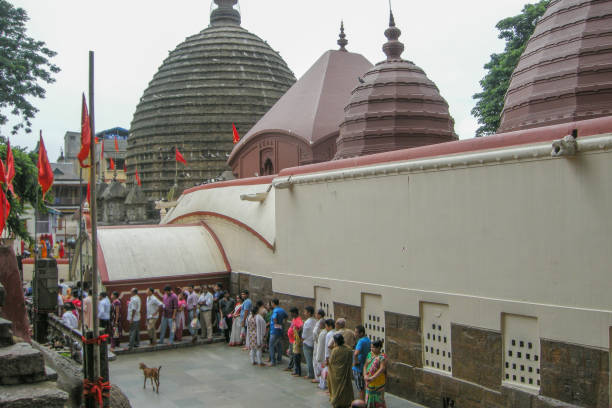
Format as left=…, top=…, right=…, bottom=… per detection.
left=499, top=0, right=612, bottom=133
left=334, top=12, right=457, bottom=159
left=228, top=49, right=372, bottom=163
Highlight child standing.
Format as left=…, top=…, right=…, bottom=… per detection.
left=248, top=301, right=266, bottom=365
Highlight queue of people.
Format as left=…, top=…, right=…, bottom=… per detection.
left=229, top=296, right=387, bottom=408
left=56, top=281, right=387, bottom=407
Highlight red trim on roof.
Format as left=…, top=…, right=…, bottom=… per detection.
left=98, top=223, right=200, bottom=230
left=199, top=221, right=232, bottom=273
left=22, top=258, right=69, bottom=265
left=97, top=239, right=110, bottom=283
left=182, top=175, right=275, bottom=195
left=167, top=211, right=274, bottom=251
left=103, top=272, right=230, bottom=287
left=279, top=116, right=612, bottom=177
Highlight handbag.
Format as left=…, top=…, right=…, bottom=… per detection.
left=219, top=316, right=228, bottom=330
left=190, top=317, right=199, bottom=329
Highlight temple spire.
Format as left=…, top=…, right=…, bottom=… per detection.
left=210, top=0, right=241, bottom=26
left=382, top=7, right=404, bottom=60
left=337, top=21, right=348, bottom=51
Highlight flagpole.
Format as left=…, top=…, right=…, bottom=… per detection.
left=35, top=131, right=40, bottom=261
left=174, top=145, right=178, bottom=188
left=78, top=167, right=84, bottom=335
left=88, top=50, right=101, bottom=383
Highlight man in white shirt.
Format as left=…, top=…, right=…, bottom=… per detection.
left=312, top=308, right=326, bottom=383
left=314, top=320, right=328, bottom=387
left=198, top=286, right=214, bottom=341
left=146, top=287, right=163, bottom=345
left=127, top=288, right=141, bottom=350
left=59, top=279, right=68, bottom=296
left=61, top=303, right=78, bottom=330
left=302, top=306, right=316, bottom=380
left=186, top=285, right=199, bottom=339
left=324, top=318, right=336, bottom=364
left=98, top=292, right=111, bottom=336
left=57, top=286, right=64, bottom=315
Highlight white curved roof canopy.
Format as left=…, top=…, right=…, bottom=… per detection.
left=163, top=183, right=275, bottom=246
left=98, top=225, right=227, bottom=282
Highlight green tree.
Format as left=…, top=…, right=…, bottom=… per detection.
left=1, top=142, right=46, bottom=242
left=471, top=0, right=549, bottom=136
left=0, top=0, right=60, bottom=135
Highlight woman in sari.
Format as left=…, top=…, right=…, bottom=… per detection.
left=39, top=238, right=47, bottom=258
left=364, top=339, right=387, bottom=408
left=110, top=291, right=122, bottom=349
left=247, top=301, right=266, bottom=365
left=228, top=295, right=242, bottom=346
left=175, top=293, right=187, bottom=341
left=62, top=287, right=73, bottom=304
left=328, top=333, right=354, bottom=408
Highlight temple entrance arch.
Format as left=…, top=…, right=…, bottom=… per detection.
left=263, top=158, right=274, bottom=175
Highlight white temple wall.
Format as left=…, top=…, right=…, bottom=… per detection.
left=272, top=148, right=612, bottom=349
left=203, top=217, right=277, bottom=276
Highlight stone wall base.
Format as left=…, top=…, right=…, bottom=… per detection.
left=388, top=362, right=588, bottom=408
left=231, top=272, right=611, bottom=408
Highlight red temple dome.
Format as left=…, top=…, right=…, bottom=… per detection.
left=334, top=11, right=457, bottom=160
left=498, top=0, right=612, bottom=133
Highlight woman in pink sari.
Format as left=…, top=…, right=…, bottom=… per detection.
left=175, top=293, right=187, bottom=341
left=228, top=295, right=243, bottom=346
left=364, top=339, right=387, bottom=408
left=110, top=291, right=122, bottom=349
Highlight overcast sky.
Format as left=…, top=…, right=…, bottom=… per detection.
left=6, top=0, right=530, bottom=161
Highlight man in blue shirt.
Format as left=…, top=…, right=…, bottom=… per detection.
left=266, top=298, right=287, bottom=366
left=240, top=290, right=252, bottom=347
left=98, top=292, right=112, bottom=337
left=353, top=324, right=371, bottom=400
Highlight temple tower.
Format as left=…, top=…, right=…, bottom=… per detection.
left=334, top=11, right=457, bottom=159
left=127, top=0, right=295, bottom=198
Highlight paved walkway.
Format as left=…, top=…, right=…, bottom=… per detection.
left=109, top=342, right=422, bottom=408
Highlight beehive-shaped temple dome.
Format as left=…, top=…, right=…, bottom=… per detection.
left=498, top=0, right=612, bottom=133
left=127, top=0, right=295, bottom=199
left=334, top=12, right=457, bottom=159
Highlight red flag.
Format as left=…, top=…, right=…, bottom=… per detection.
left=135, top=167, right=142, bottom=186
left=95, top=137, right=99, bottom=144
left=77, top=94, right=92, bottom=168
left=232, top=123, right=240, bottom=144
left=37, top=133, right=54, bottom=199
left=0, top=156, right=5, bottom=187
left=109, top=157, right=115, bottom=170
left=100, top=137, right=104, bottom=165
left=0, top=188, right=9, bottom=236
left=123, top=160, right=126, bottom=172
left=175, top=148, right=187, bottom=165
left=6, top=140, right=15, bottom=194
left=114, top=136, right=119, bottom=152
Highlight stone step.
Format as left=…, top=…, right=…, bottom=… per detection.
left=44, top=365, right=58, bottom=382
left=0, top=343, right=46, bottom=385
left=0, top=318, right=13, bottom=347
left=0, top=380, right=69, bottom=408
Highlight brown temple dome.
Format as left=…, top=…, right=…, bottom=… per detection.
left=228, top=23, right=372, bottom=178
left=498, top=0, right=612, bottom=133
left=334, top=11, right=457, bottom=160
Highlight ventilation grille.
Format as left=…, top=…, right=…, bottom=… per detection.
left=503, top=314, right=540, bottom=390
left=315, top=286, right=334, bottom=321
left=362, top=293, right=385, bottom=351
left=422, top=302, right=452, bottom=375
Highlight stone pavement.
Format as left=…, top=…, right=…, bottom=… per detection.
left=109, top=342, right=423, bottom=408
